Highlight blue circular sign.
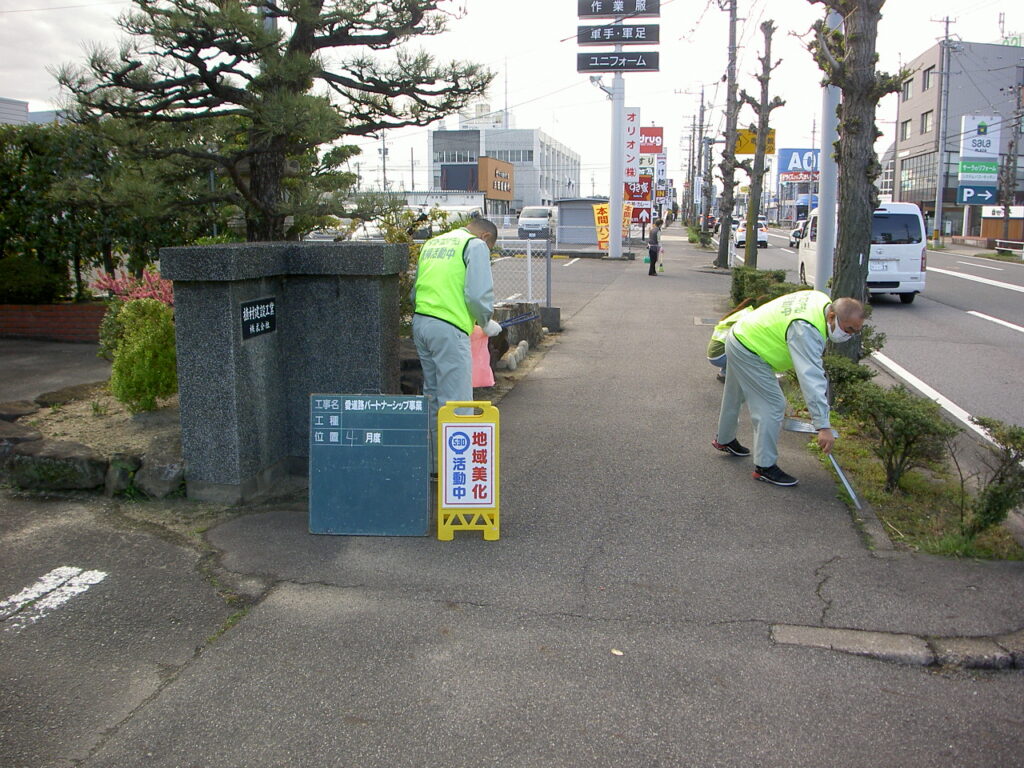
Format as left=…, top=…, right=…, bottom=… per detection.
left=447, top=431, right=470, bottom=454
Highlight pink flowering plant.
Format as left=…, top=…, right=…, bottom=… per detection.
left=92, top=268, right=174, bottom=306
left=93, top=268, right=174, bottom=362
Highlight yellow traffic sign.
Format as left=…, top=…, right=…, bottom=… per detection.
left=736, top=128, right=775, bottom=155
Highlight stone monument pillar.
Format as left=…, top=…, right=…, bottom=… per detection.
left=161, top=242, right=407, bottom=503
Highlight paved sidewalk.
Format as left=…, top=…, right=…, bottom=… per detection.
left=3, top=236, right=1022, bottom=767
left=79, top=234, right=1023, bottom=767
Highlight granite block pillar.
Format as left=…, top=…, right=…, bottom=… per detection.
left=161, top=242, right=407, bottom=503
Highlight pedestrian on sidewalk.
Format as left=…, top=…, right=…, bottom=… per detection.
left=712, top=290, right=866, bottom=487
left=412, top=218, right=503, bottom=471
left=648, top=218, right=664, bottom=276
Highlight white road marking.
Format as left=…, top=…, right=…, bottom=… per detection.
left=870, top=352, right=991, bottom=442
left=781, top=248, right=796, bottom=254
left=2, top=567, right=108, bottom=631
left=928, top=267, right=1024, bottom=294
left=491, top=256, right=511, bottom=264
left=563, top=258, right=580, bottom=267
left=957, top=260, right=1003, bottom=271
left=966, top=311, right=1024, bottom=335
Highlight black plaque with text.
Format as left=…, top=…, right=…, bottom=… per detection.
left=240, top=297, right=277, bottom=340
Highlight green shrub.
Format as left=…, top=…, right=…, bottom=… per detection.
left=97, top=299, right=126, bottom=362
left=965, top=417, right=1024, bottom=539
left=859, top=323, right=886, bottom=356
left=0, top=256, right=68, bottom=304
left=730, top=266, right=786, bottom=306
left=846, top=382, right=959, bottom=493
left=823, top=353, right=876, bottom=409
left=110, top=299, right=177, bottom=413
left=761, top=281, right=812, bottom=303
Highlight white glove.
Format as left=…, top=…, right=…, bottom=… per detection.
left=483, top=319, right=503, bottom=337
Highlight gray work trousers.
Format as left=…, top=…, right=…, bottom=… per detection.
left=413, top=314, right=472, bottom=470
left=716, top=333, right=787, bottom=468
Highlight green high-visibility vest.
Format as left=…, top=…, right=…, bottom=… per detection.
left=732, top=290, right=831, bottom=372
left=708, top=305, right=754, bottom=359
left=413, top=228, right=476, bottom=335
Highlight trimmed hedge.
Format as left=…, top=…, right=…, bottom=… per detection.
left=731, top=266, right=809, bottom=306
left=0, top=256, right=68, bottom=304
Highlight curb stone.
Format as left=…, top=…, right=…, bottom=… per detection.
left=930, top=636, right=1014, bottom=669
left=772, top=624, right=934, bottom=666
left=773, top=624, right=1024, bottom=670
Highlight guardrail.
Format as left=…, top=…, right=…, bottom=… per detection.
left=994, top=239, right=1024, bottom=259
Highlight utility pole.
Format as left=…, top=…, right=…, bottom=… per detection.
left=379, top=134, right=389, bottom=191
left=931, top=16, right=954, bottom=243
left=816, top=9, right=842, bottom=292
left=688, top=114, right=697, bottom=225
left=714, top=0, right=740, bottom=268
left=410, top=147, right=416, bottom=191
left=998, top=80, right=1022, bottom=240
left=697, top=86, right=707, bottom=230
left=702, top=137, right=715, bottom=238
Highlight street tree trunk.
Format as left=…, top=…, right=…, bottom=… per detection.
left=809, top=0, right=905, bottom=357
left=741, top=21, right=785, bottom=270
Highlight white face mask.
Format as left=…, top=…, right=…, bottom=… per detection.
left=828, top=316, right=854, bottom=344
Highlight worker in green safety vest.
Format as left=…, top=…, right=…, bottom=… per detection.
left=712, top=289, right=866, bottom=487
left=412, top=217, right=501, bottom=472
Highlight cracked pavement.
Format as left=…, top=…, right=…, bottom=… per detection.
left=4, top=240, right=1024, bottom=766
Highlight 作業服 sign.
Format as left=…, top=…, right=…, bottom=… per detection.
left=577, top=0, right=660, bottom=18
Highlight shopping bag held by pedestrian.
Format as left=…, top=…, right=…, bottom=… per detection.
left=471, top=325, right=495, bottom=387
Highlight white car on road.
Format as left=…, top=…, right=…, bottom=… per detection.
left=735, top=222, right=769, bottom=248
left=796, top=202, right=927, bottom=303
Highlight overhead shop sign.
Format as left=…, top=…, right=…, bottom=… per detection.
left=577, top=52, right=659, bottom=72
left=958, top=115, right=1001, bottom=205
left=578, top=24, right=660, bottom=45
left=577, top=0, right=661, bottom=17
left=777, top=148, right=819, bottom=182
left=576, top=0, right=660, bottom=74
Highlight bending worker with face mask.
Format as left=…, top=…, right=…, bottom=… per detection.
left=712, top=289, right=866, bottom=487
left=412, top=217, right=502, bottom=471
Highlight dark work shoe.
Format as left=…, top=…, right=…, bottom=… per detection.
left=753, top=465, right=798, bottom=487
left=712, top=438, right=751, bottom=457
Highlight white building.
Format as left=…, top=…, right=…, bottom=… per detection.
left=0, top=96, right=63, bottom=125
left=428, top=104, right=582, bottom=211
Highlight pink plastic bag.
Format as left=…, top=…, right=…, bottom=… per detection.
left=471, top=326, right=495, bottom=387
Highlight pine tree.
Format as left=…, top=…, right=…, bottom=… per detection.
left=58, top=1, right=493, bottom=241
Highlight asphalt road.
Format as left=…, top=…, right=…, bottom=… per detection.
left=754, top=229, right=1024, bottom=430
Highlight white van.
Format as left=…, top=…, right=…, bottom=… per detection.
left=517, top=206, right=556, bottom=240
left=796, top=202, right=927, bottom=304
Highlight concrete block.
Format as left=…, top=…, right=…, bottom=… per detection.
left=994, top=630, right=1024, bottom=669
left=931, top=637, right=1014, bottom=669
left=0, top=400, right=40, bottom=421
left=772, top=624, right=935, bottom=666
left=161, top=242, right=406, bottom=503
left=4, top=439, right=107, bottom=490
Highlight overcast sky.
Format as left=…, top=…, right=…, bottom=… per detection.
left=2, top=0, right=1021, bottom=193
